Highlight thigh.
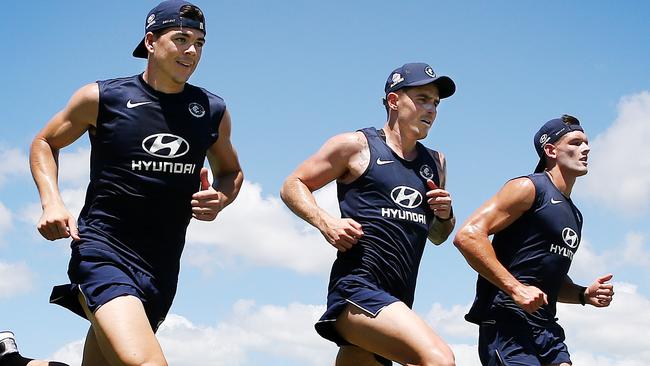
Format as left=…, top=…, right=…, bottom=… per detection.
left=336, top=346, right=389, bottom=366
left=335, top=301, right=453, bottom=366
left=78, top=292, right=167, bottom=366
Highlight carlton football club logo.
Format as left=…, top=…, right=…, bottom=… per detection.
left=188, top=102, right=206, bottom=118
left=390, top=73, right=404, bottom=88
left=424, top=66, right=435, bottom=78
left=562, top=227, right=580, bottom=249
left=420, top=165, right=434, bottom=180
left=390, top=186, right=423, bottom=209
left=142, top=133, right=190, bottom=158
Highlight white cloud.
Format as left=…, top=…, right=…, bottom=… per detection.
left=558, top=281, right=650, bottom=363
left=0, top=147, right=29, bottom=185
left=185, top=181, right=337, bottom=275
left=50, top=339, right=83, bottom=366
left=425, top=302, right=476, bottom=340
left=569, top=237, right=611, bottom=280
left=0, top=261, right=34, bottom=298
left=570, top=232, right=650, bottom=281
left=0, top=201, right=12, bottom=246
left=48, top=288, right=650, bottom=366
left=620, top=232, right=650, bottom=267
left=581, top=91, right=650, bottom=213
left=51, top=301, right=336, bottom=366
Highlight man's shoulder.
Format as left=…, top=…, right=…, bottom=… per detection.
left=97, top=74, right=140, bottom=87
left=185, top=83, right=225, bottom=104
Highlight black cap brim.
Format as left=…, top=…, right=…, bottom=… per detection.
left=431, top=76, right=456, bottom=99
left=534, top=157, right=546, bottom=173
left=395, top=76, right=456, bottom=99
left=133, top=38, right=148, bottom=58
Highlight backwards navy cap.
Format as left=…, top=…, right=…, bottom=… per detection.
left=385, top=63, right=456, bottom=99
left=533, top=115, right=584, bottom=173
left=133, top=0, right=206, bottom=58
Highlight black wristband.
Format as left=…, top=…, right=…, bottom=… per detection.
left=578, top=286, right=587, bottom=306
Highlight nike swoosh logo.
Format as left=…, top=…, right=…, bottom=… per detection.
left=551, top=198, right=563, bottom=204
left=126, top=100, right=153, bottom=109
left=376, top=158, right=394, bottom=165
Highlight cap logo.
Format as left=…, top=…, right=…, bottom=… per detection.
left=200, top=22, right=204, bottom=30
left=539, top=133, right=550, bottom=146
left=188, top=102, right=206, bottom=118
left=390, top=73, right=404, bottom=88
left=424, top=66, right=435, bottom=78
left=147, top=14, right=156, bottom=27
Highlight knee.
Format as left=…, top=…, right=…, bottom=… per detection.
left=421, top=346, right=455, bottom=366
left=118, top=357, right=167, bottom=366
left=137, top=361, right=168, bottom=366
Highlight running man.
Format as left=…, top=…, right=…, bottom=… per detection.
left=281, top=63, right=457, bottom=366
left=454, top=115, right=614, bottom=365
left=29, top=1, right=243, bottom=365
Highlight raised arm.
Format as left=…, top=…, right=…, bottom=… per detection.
left=30, top=83, right=99, bottom=241
left=453, top=177, right=548, bottom=313
left=191, top=109, right=244, bottom=221
left=426, top=151, right=455, bottom=245
left=280, top=132, right=366, bottom=252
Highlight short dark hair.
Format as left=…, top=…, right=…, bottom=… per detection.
left=561, top=114, right=580, bottom=126
left=179, top=4, right=204, bottom=22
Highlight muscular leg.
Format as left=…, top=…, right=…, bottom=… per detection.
left=335, top=302, right=455, bottom=366
left=78, top=292, right=167, bottom=366
left=336, top=346, right=386, bottom=366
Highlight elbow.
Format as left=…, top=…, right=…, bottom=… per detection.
left=453, top=227, right=472, bottom=252
left=279, top=177, right=293, bottom=204
left=29, top=135, right=55, bottom=164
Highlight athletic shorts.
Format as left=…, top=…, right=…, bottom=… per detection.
left=315, top=275, right=401, bottom=366
left=50, top=242, right=176, bottom=332
left=478, top=315, right=571, bottom=366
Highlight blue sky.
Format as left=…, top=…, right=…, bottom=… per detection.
left=1, top=1, right=649, bottom=365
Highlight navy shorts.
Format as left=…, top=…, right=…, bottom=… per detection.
left=315, top=275, right=400, bottom=366
left=50, top=242, right=176, bottom=332
left=478, top=316, right=571, bottom=366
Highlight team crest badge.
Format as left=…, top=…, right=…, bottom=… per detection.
left=390, top=73, right=404, bottom=88
left=424, top=66, right=435, bottom=78
left=420, top=164, right=434, bottom=180
left=188, top=102, right=206, bottom=118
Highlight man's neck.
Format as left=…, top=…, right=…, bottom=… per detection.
left=142, top=68, right=185, bottom=94
left=382, top=121, right=418, bottom=160
left=545, top=169, right=577, bottom=197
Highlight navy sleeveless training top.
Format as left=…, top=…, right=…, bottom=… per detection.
left=465, top=172, right=583, bottom=325
left=329, top=127, right=441, bottom=307
left=77, top=74, right=225, bottom=281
